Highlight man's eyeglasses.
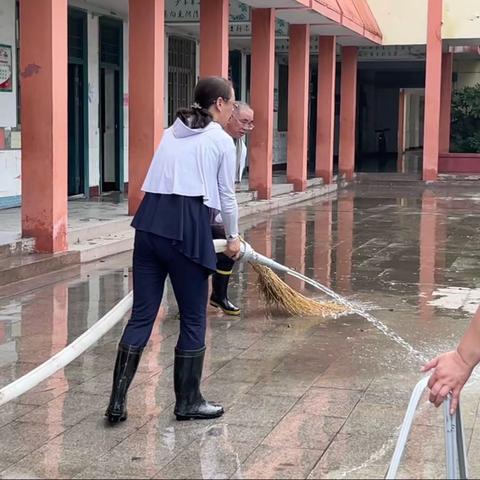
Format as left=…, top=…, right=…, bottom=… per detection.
left=238, top=118, right=255, bottom=130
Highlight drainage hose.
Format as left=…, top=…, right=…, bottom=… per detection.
left=0, top=240, right=282, bottom=406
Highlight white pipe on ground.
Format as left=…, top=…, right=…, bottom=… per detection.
left=0, top=292, right=133, bottom=407
left=0, top=241, right=243, bottom=407
left=0, top=239, right=303, bottom=407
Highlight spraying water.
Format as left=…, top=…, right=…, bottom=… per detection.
left=287, top=270, right=428, bottom=363
left=232, top=239, right=428, bottom=363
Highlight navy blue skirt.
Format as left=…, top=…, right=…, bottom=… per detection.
left=131, top=193, right=217, bottom=273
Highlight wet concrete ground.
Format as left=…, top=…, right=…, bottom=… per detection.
left=1, top=183, right=480, bottom=479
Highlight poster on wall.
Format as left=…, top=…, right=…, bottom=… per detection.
left=0, top=45, right=13, bottom=92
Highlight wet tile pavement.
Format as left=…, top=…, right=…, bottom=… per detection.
left=1, top=183, right=480, bottom=478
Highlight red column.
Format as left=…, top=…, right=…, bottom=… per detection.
left=316, top=36, right=336, bottom=184
left=339, top=47, right=358, bottom=181
left=20, top=0, right=68, bottom=253
left=200, top=0, right=229, bottom=78
left=287, top=25, right=310, bottom=192
left=423, top=0, right=443, bottom=181
left=128, top=0, right=164, bottom=215
left=439, top=52, right=453, bottom=154
left=249, top=9, right=275, bottom=200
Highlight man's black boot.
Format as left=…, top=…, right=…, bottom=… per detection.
left=210, top=272, right=240, bottom=316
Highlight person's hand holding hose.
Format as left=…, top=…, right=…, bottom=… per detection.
left=225, top=237, right=241, bottom=260
left=422, top=306, right=480, bottom=414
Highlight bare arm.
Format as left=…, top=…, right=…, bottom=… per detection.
left=422, top=306, right=480, bottom=413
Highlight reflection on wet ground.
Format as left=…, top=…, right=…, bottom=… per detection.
left=1, top=184, right=480, bottom=478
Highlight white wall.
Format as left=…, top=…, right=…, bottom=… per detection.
left=443, top=0, right=480, bottom=42
left=0, top=0, right=20, bottom=205
left=367, top=0, right=480, bottom=46
left=0, top=0, right=17, bottom=128
left=365, top=0, right=428, bottom=46
left=87, top=14, right=100, bottom=189
left=0, top=149, right=20, bottom=200
left=454, top=59, right=480, bottom=90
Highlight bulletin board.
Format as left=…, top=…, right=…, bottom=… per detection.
left=0, top=45, right=13, bottom=92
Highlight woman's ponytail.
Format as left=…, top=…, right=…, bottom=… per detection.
left=176, top=76, right=233, bottom=129
left=176, top=103, right=213, bottom=129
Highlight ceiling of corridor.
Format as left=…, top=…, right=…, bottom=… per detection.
left=69, top=0, right=382, bottom=46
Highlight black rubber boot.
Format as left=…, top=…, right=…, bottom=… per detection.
left=174, top=347, right=224, bottom=421
left=105, top=344, right=143, bottom=424
left=210, top=273, right=240, bottom=316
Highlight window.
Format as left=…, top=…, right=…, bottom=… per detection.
left=278, top=64, right=288, bottom=132
left=168, top=37, right=196, bottom=125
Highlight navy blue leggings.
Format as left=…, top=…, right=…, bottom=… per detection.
left=120, top=230, right=211, bottom=350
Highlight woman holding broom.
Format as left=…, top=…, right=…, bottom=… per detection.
left=105, top=77, right=240, bottom=423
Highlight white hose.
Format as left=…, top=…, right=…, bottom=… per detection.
left=0, top=292, right=133, bottom=407
left=0, top=241, right=239, bottom=406
left=386, top=377, right=429, bottom=479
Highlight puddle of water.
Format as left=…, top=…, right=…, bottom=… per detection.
left=428, top=287, right=480, bottom=315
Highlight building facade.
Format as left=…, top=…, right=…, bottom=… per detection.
left=0, top=0, right=479, bottom=251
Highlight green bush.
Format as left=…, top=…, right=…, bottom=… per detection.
left=450, top=83, right=480, bottom=153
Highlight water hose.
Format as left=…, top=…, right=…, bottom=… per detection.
left=0, top=240, right=267, bottom=406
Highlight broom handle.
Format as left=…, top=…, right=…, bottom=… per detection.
left=214, top=238, right=291, bottom=273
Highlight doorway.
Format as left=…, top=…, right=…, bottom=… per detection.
left=356, top=63, right=425, bottom=173
left=99, top=17, right=123, bottom=193
left=68, top=9, right=88, bottom=196
left=100, top=66, right=120, bottom=191
left=398, top=88, right=425, bottom=173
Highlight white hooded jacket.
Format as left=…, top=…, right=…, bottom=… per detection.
left=142, top=118, right=239, bottom=236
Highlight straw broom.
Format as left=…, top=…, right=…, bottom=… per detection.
left=249, top=262, right=345, bottom=317
left=213, top=238, right=345, bottom=317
